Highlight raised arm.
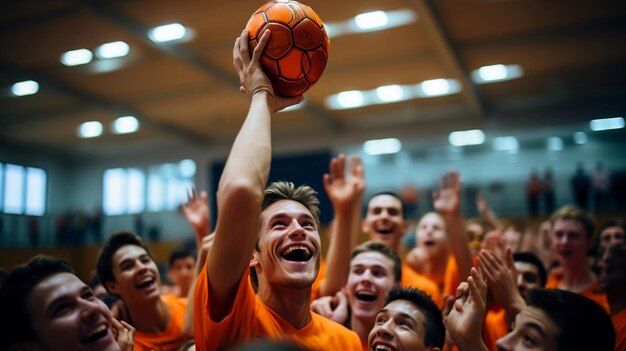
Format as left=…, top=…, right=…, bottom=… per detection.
left=319, top=154, right=364, bottom=296
left=475, top=193, right=503, bottom=231
left=433, top=172, right=473, bottom=279
left=206, top=29, right=304, bottom=321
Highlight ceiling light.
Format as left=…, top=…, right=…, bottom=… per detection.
left=573, top=132, right=588, bottom=144
left=493, top=136, right=519, bottom=153
left=354, top=11, right=389, bottom=30
left=96, top=41, right=130, bottom=59
left=547, top=137, right=563, bottom=151
left=364, top=138, right=401, bottom=155
left=78, top=121, right=103, bottom=138
left=449, top=129, right=485, bottom=146
left=179, top=159, right=196, bottom=177
left=149, top=23, right=187, bottom=43
left=60, top=48, right=93, bottom=66
left=589, top=117, right=625, bottom=131
left=336, top=90, right=365, bottom=108
left=11, top=80, right=39, bottom=96
left=421, top=79, right=450, bottom=96
left=376, top=85, right=404, bottom=102
left=472, top=64, right=523, bottom=83
left=113, top=116, right=139, bottom=134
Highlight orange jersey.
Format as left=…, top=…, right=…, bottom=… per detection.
left=483, top=308, right=508, bottom=351
left=310, top=258, right=327, bottom=301
left=613, top=308, right=626, bottom=351
left=546, top=274, right=610, bottom=313
left=194, top=264, right=362, bottom=351
left=443, top=257, right=460, bottom=299
left=401, top=263, right=442, bottom=306
left=133, top=294, right=190, bottom=351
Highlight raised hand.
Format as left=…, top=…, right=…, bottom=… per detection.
left=110, top=316, right=135, bottom=351
left=479, top=248, right=526, bottom=320
left=310, top=290, right=349, bottom=324
left=433, top=171, right=461, bottom=217
left=323, top=154, right=362, bottom=214
left=179, top=188, right=210, bottom=243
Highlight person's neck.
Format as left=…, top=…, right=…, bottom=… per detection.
left=258, top=284, right=312, bottom=329
left=350, top=313, right=375, bottom=345
left=127, top=296, right=171, bottom=333
left=560, top=261, right=595, bottom=292
left=421, top=250, right=449, bottom=285
left=606, top=284, right=626, bottom=315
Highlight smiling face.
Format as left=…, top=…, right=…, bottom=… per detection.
left=598, top=243, right=626, bottom=290
left=368, top=299, right=429, bottom=351
left=495, top=306, right=559, bottom=351
left=168, top=256, right=195, bottom=293
left=106, top=245, right=161, bottom=304
left=416, top=213, right=448, bottom=259
left=253, top=199, right=321, bottom=289
left=26, top=273, right=120, bottom=351
left=550, top=219, right=590, bottom=268
left=346, top=251, right=397, bottom=322
left=363, top=195, right=408, bottom=250
left=599, top=226, right=625, bottom=251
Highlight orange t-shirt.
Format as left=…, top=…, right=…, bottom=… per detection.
left=442, top=257, right=460, bottom=299
left=193, top=264, right=362, bottom=351
left=483, top=308, right=509, bottom=351
left=613, top=308, right=626, bottom=351
left=310, top=258, right=327, bottom=301
left=401, top=263, right=442, bottom=306
left=133, top=294, right=190, bottom=351
left=545, top=274, right=610, bottom=313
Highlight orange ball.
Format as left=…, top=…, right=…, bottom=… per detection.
left=246, top=0, right=330, bottom=97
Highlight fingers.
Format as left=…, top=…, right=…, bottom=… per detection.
left=505, top=246, right=515, bottom=270
left=442, top=295, right=455, bottom=317
left=251, top=29, right=270, bottom=64
left=469, top=267, right=487, bottom=303
left=239, top=29, right=251, bottom=66
left=334, top=153, right=346, bottom=181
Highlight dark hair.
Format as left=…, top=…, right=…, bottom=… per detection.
left=352, top=241, right=402, bottom=283
left=526, top=289, right=615, bottom=351
left=513, top=251, right=547, bottom=287
left=366, top=191, right=407, bottom=219
left=550, top=205, right=594, bottom=241
left=0, top=256, right=74, bottom=349
left=168, top=246, right=196, bottom=267
left=385, top=287, right=445, bottom=349
left=96, top=231, right=153, bottom=288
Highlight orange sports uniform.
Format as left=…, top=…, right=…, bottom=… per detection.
left=133, top=294, right=190, bottom=351
left=613, top=308, right=626, bottom=351
left=401, top=263, right=442, bottom=306
left=194, top=264, right=362, bottom=351
left=545, top=274, right=610, bottom=313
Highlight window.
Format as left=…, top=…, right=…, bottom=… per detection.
left=103, top=159, right=195, bottom=215
left=1, top=162, right=47, bottom=216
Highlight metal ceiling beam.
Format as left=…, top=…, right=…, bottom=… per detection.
left=0, top=61, right=210, bottom=146
left=85, top=1, right=343, bottom=131
left=408, top=0, right=488, bottom=118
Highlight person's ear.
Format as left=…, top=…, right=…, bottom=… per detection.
left=9, top=342, right=44, bottom=351
left=361, top=219, right=370, bottom=235
left=250, top=252, right=261, bottom=272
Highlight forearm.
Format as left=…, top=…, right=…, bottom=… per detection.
left=319, top=206, right=354, bottom=296
left=446, top=213, right=474, bottom=278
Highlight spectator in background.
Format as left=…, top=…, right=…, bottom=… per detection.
left=167, top=246, right=197, bottom=299
left=592, top=161, right=611, bottom=213
left=597, top=241, right=626, bottom=351
left=526, top=170, right=542, bottom=217
left=597, top=219, right=626, bottom=252
left=543, top=167, right=555, bottom=215
left=571, top=162, right=591, bottom=209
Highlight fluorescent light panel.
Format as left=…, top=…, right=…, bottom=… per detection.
left=589, top=117, right=625, bottom=131
left=364, top=138, right=402, bottom=155
left=113, top=116, right=139, bottom=134
left=149, top=23, right=187, bottom=43
left=326, top=9, right=417, bottom=38
left=96, top=41, right=130, bottom=59
left=61, top=48, right=93, bottom=66
left=78, top=121, right=103, bottom=138
left=493, top=136, right=519, bottom=152
left=547, top=137, right=563, bottom=151
left=11, top=80, right=39, bottom=96
left=471, top=64, right=523, bottom=83
left=573, top=132, right=588, bottom=144
left=449, top=129, right=485, bottom=146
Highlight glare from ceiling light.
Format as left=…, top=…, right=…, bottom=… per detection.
left=421, top=79, right=450, bottom=96
left=78, top=121, right=103, bottom=138
left=573, top=132, right=588, bottom=145
left=149, top=23, right=187, bottom=43
left=493, top=136, right=519, bottom=153
left=364, top=138, right=402, bottom=155
left=11, top=80, right=39, bottom=96
left=113, top=116, right=139, bottom=134
left=61, top=48, right=93, bottom=66
left=589, top=117, right=625, bottom=131
left=472, top=64, right=523, bottom=83
left=376, top=85, right=404, bottom=102
left=449, top=129, right=485, bottom=146
left=337, top=90, right=365, bottom=108
left=354, top=11, right=389, bottom=30
left=547, top=137, right=564, bottom=151
left=327, top=9, right=416, bottom=38
left=179, top=159, right=196, bottom=178
left=96, top=41, right=130, bottom=59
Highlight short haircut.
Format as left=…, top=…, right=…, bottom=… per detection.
left=262, top=181, right=321, bottom=227
left=597, top=218, right=626, bottom=240
left=351, top=241, right=402, bottom=283
left=385, top=287, right=445, bottom=349
left=96, top=231, right=153, bottom=287
left=366, top=191, right=406, bottom=220
left=550, top=205, right=594, bottom=241
left=526, top=289, right=615, bottom=351
left=168, top=246, right=196, bottom=267
left=0, top=256, right=74, bottom=349
left=513, top=251, right=548, bottom=287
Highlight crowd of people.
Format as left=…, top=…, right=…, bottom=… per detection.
left=1, top=29, right=625, bottom=351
